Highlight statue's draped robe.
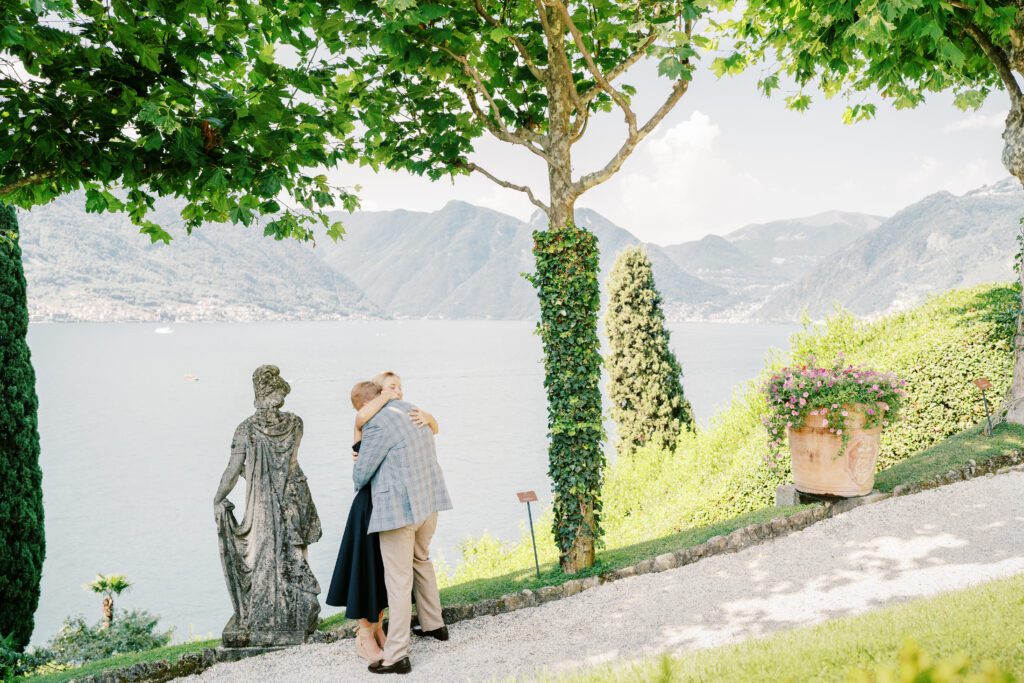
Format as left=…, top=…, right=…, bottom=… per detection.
left=217, top=411, right=322, bottom=641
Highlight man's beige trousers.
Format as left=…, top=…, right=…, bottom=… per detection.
left=378, top=512, right=444, bottom=665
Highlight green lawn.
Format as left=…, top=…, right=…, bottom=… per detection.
left=539, top=573, right=1024, bottom=682
left=874, top=421, right=1024, bottom=492
left=26, top=639, right=217, bottom=683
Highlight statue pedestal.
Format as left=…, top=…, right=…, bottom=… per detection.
left=222, top=616, right=312, bottom=648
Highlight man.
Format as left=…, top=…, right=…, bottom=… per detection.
left=352, top=383, right=453, bottom=674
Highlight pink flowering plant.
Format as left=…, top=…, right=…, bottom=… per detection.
left=761, top=357, right=906, bottom=466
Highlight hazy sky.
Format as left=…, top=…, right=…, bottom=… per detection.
left=327, top=60, right=1012, bottom=247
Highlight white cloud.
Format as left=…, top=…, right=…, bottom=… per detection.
left=585, top=111, right=762, bottom=244
left=942, top=111, right=1007, bottom=133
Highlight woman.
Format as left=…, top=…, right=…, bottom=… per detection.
left=326, top=373, right=438, bottom=662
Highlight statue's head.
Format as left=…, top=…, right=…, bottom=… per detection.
left=253, top=365, right=290, bottom=410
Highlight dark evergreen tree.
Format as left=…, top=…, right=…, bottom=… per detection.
left=605, top=246, right=694, bottom=454
left=0, top=205, right=44, bottom=650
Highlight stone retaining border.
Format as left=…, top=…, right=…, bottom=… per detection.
left=890, top=450, right=1024, bottom=497
left=72, top=648, right=219, bottom=683
left=70, top=448, right=1024, bottom=682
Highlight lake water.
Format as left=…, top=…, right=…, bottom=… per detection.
left=27, top=320, right=797, bottom=644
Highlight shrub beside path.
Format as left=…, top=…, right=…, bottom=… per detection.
left=180, top=471, right=1024, bottom=682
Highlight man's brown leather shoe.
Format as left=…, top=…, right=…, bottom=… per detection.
left=368, top=657, right=412, bottom=675
left=412, top=625, right=449, bottom=641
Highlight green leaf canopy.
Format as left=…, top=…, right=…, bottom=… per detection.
left=1, top=0, right=362, bottom=242
left=732, top=0, right=1015, bottom=119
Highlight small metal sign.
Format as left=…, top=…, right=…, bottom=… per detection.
left=517, top=490, right=541, bottom=578
left=974, top=377, right=993, bottom=391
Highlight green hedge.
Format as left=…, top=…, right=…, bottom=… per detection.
left=442, top=283, right=1017, bottom=586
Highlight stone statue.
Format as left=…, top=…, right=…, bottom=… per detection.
left=213, top=365, right=322, bottom=648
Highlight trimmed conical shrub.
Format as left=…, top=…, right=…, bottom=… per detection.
left=605, top=246, right=693, bottom=454
left=0, top=205, right=44, bottom=649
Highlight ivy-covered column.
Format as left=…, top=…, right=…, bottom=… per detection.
left=527, top=223, right=605, bottom=573
left=0, top=205, right=44, bottom=649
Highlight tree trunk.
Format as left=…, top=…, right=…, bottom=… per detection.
left=0, top=205, right=45, bottom=651
left=532, top=11, right=604, bottom=574
left=102, top=596, right=114, bottom=629
left=1001, top=104, right=1024, bottom=424
left=544, top=11, right=577, bottom=230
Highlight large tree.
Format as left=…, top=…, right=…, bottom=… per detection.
left=0, top=0, right=360, bottom=646
left=731, top=0, right=1024, bottom=422
left=317, top=0, right=727, bottom=571
left=0, top=205, right=44, bottom=650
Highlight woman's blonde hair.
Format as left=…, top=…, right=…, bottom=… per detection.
left=371, top=371, right=400, bottom=387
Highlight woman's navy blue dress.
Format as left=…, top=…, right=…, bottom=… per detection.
left=325, top=441, right=388, bottom=620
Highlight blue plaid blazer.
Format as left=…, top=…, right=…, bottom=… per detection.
left=352, top=400, right=453, bottom=533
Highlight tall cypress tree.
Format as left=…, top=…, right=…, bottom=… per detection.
left=0, top=205, right=44, bottom=650
left=605, top=246, right=694, bottom=455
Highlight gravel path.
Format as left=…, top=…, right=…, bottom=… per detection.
left=182, top=471, right=1024, bottom=682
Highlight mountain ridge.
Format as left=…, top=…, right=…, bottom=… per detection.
left=17, top=179, right=1020, bottom=323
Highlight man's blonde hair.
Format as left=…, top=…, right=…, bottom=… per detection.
left=351, top=381, right=382, bottom=410
left=371, top=371, right=400, bottom=387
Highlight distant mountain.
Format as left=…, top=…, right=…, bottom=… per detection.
left=659, top=211, right=884, bottom=309
left=724, top=211, right=884, bottom=278
left=536, top=208, right=729, bottom=312
left=317, top=202, right=727, bottom=320
left=20, top=195, right=381, bottom=322
left=320, top=202, right=536, bottom=319
left=754, top=178, right=1022, bottom=322
left=17, top=179, right=1017, bottom=323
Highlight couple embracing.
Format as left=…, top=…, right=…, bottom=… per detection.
left=327, top=372, right=453, bottom=675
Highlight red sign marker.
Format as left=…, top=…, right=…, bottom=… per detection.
left=516, top=490, right=538, bottom=503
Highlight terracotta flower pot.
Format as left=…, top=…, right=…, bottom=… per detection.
left=787, top=404, right=883, bottom=497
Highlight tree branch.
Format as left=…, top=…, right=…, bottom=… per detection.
left=532, top=0, right=558, bottom=46
left=467, top=162, right=548, bottom=212
left=570, top=107, right=590, bottom=143
left=472, top=0, right=545, bottom=82
left=552, top=0, right=637, bottom=135
left=574, top=78, right=690, bottom=194
left=963, top=21, right=1022, bottom=104
left=422, top=37, right=552, bottom=161
left=0, top=169, right=56, bottom=197
left=457, top=84, right=551, bottom=161
left=579, top=32, right=658, bottom=105
left=533, top=0, right=584, bottom=117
